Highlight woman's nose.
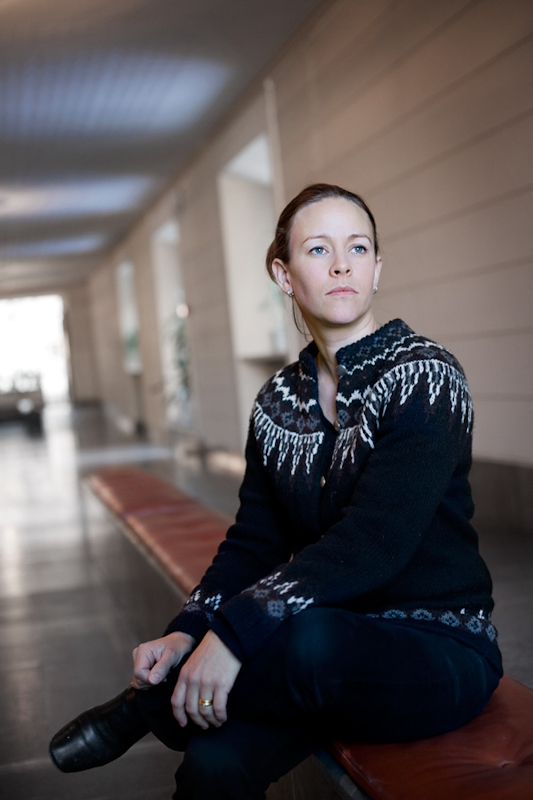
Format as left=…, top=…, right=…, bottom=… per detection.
left=331, top=255, right=351, bottom=275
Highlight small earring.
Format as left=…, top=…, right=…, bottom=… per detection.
left=373, top=286, right=378, bottom=294
left=287, top=290, right=295, bottom=299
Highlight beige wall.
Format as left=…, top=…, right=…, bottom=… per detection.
left=62, top=284, right=99, bottom=402
left=218, top=172, right=285, bottom=447
left=85, top=86, right=269, bottom=449
left=170, top=92, right=275, bottom=451
left=87, top=202, right=174, bottom=440
left=81, top=0, right=532, bottom=466
left=89, top=260, right=138, bottom=432
left=267, top=0, right=533, bottom=466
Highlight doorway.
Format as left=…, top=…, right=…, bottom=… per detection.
left=152, top=219, right=193, bottom=434
left=0, top=294, right=69, bottom=433
left=218, top=134, right=288, bottom=447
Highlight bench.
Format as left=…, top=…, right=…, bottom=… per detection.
left=87, top=465, right=533, bottom=800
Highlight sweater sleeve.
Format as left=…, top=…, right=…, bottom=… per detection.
left=164, top=425, right=293, bottom=643
left=213, top=367, right=474, bottom=660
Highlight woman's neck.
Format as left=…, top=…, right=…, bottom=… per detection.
left=313, top=315, right=379, bottom=424
left=312, top=315, right=379, bottom=381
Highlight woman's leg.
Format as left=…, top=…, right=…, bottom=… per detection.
left=136, top=660, right=319, bottom=800
left=137, top=608, right=500, bottom=799
left=172, top=718, right=318, bottom=800
left=228, top=608, right=501, bottom=742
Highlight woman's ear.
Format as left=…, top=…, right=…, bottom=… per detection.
left=373, top=256, right=382, bottom=291
left=271, top=258, right=292, bottom=295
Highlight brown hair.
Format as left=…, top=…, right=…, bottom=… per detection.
left=266, top=183, right=379, bottom=281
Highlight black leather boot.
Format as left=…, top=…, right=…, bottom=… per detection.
left=49, top=684, right=149, bottom=772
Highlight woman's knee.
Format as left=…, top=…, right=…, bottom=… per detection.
left=284, top=609, right=344, bottom=665
left=281, top=609, right=345, bottom=708
left=174, top=726, right=266, bottom=800
left=182, top=730, right=243, bottom=777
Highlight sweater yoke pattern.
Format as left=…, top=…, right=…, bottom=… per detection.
left=253, top=322, right=473, bottom=477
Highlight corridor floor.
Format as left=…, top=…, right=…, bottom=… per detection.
left=0, top=404, right=242, bottom=800
left=0, top=403, right=531, bottom=800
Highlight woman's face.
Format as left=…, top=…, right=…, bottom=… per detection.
left=272, top=197, right=382, bottom=337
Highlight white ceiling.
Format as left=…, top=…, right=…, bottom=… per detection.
left=0, top=0, right=323, bottom=296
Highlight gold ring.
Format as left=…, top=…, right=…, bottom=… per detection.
left=198, top=698, right=213, bottom=708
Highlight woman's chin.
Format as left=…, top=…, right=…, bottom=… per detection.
left=320, top=310, right=372, bottom=330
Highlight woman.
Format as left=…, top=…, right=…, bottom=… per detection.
left=50, top=184, right=502, bottom=799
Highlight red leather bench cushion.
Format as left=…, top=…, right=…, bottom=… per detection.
left=331, top=675, right=533, bottom=800
left=88, top=467, right=194, bottom=516
left=88, top=467, right=229, bottom=593
left=125, top=507, right=227, bottom=594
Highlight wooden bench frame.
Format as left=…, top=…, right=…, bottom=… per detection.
left=84, top=466, right=533, bottom=800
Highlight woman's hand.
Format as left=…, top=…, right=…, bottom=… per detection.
left=132, top=631, right=195, bottom=690
left=171, top=630, right=242, bottom=730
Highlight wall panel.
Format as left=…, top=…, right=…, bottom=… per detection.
left=268, top=0, right=533, bottom=464
left=328, top=37, right=533, bottom=198
left=449, top=333, right=533, bottom=399
left=374, top=113, right=533, bottom=237
left=473, top=398, right=533, bottom=464
left=377, top=262, right=532, bottom=340
left=316, top=0, right=533, bottom=168
left=63, top=284, right=99, bottom=403
left=89, top=263, right=137, bottom=431
left=382, top=189, right=533, bottom=289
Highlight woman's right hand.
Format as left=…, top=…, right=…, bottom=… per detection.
left=132, top=631, right=195, bottom=690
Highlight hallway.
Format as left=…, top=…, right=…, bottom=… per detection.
left=0, top=404, right=241, bottom=800
left=0, top=404, right=532, bottom=799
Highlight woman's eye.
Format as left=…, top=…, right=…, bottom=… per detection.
left=352, top=244, right=367, bottom=254
left=309, top=246, right=326, bottom=255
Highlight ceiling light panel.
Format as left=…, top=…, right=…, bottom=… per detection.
left=0, top=177, right=156, bottom=219
left=0, top=54, right=231, bottom=139
left=0, top=235, right=111, bottom=258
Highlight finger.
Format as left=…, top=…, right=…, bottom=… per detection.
left=197, top=692, right=221, bottom=728
left=133, top=642, right=159, bottom=673
left=132, top=647, right=146, bottom=689
left=186, top=683, right=212, bottom=730
left=132, top=649, right=155, bottom=688
left=172, top=676, right=190, bottom=728
left=132, top=675, right=151, bottom=690
left=148, top=654, right=173, bottom=685
left=133, top=646, right=159, bottom=686
left=212, top=686, right=228, bottom=726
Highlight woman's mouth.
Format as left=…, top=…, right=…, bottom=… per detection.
left=327, top=286, right=357, bottom=295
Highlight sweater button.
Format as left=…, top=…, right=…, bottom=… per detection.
left=320, top=476, right=326, bottom=488
left=336, top=364, right=347, bottom=377
left=333, top=419, right=341, bottom=432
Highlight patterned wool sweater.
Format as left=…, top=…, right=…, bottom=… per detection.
left=166, top=319, right=501, bottom=670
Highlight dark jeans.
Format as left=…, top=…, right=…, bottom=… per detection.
left=135, top=609, right=501, bottom=800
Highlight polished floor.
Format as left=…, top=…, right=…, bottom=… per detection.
left=0, top=403, right=531, bottom=800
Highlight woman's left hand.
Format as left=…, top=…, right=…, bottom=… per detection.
left=171, top=630, right=242, bottom=729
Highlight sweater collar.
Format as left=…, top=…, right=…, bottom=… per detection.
left=298, top=319, right=413, bottom=380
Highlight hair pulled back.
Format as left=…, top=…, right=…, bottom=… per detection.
left=266, top=183, right=379, bottom=282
